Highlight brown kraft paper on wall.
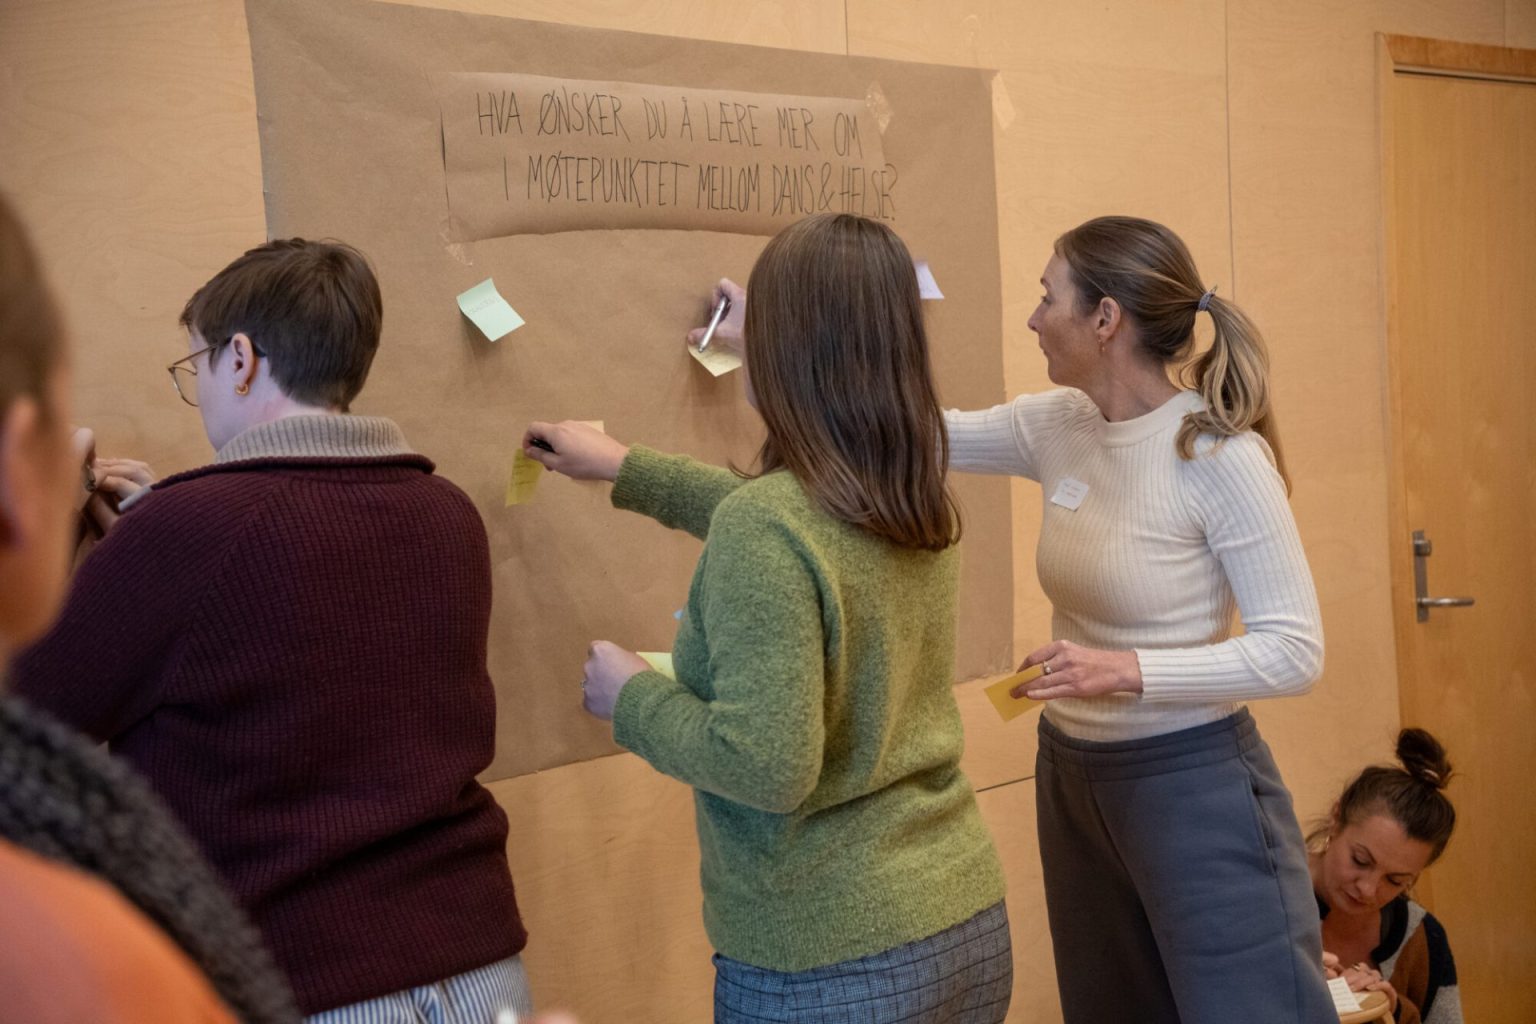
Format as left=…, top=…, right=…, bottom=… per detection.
left=245, top=0, right=1012, bottom=782
left=434, top=72, right=895, bottom=238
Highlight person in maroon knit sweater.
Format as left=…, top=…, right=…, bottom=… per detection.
left=10, top=239, right=530, bottom=1021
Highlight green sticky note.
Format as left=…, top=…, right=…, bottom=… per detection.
left=457, top=278, right=525, bottom=341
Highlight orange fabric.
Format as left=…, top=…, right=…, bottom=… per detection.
left=1390, top=927, right=1429, bottom=1024
left=0, top=839, right=235, bottom=1023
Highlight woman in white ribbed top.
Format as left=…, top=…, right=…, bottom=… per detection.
left=944, top=216, right=1336, bottom=1023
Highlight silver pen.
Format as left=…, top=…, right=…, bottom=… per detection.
left=697, top=294, right=731, bottom=353
left=117, top=484, right=152, bottom=512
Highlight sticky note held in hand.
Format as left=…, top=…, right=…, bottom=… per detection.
left=984, top=665, right=1046, bottom=722
left=638, top=651, right=675, bottom=679
left=505, top=449, right=543, bottom=506
left=1327, top=978, right=1362, bottom=1013
left=688, top=342, right=741, bottom=377
left=458, top=278, right=525, bottom=341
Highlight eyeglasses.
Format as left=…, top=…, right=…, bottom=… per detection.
left=167, top=344, right=216, bottom=407
left=167, top=339, right=265, bottom=407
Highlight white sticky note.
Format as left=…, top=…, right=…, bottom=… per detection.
left=457, top=278, right=525, bottom=341
left=1327, top=977, right=1362, bottom=1013
left=688, top=342, right=742, bottom=377
left=915, top=259, right=944, bottom=300
left=1049, top=477, right=1089, bottom=511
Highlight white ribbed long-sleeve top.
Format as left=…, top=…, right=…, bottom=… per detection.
left=946, top=388, right=1323, bottom=741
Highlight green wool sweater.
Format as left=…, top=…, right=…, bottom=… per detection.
left=610, top=446, right=1006, bottom=972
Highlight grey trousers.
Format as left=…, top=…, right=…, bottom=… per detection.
left=1036, top=710, right=1335, bottom=1024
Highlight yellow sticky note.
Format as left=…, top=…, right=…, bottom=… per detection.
left=504, top=449, right=543, bottom=505
left=688, top=342, right=741, bottom=377
left=638, top=651, right=675, bottom=679
left=983, top=665, right=1046, bottom=722
left=457, top=278, right=525, bottom=341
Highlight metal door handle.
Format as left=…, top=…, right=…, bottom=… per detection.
left=1417, top=596, right=1475, bottom=609
left=1412, top=530, right=1476, bottom=622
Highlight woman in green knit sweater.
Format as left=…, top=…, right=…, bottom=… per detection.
left=524, top=213, right=1010, bottom=1023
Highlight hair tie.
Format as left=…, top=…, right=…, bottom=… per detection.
left=1422, top=768, right=1441, bottom=784
left=1196, top=286, right=1217, bottom=313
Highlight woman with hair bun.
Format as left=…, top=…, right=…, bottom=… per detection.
left=1310, top=729, right=1461, bottom=1024
left=944, top=215, right=1334, bottom=1022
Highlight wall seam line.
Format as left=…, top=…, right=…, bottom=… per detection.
left=1225, top=0, right=1238, bottom=298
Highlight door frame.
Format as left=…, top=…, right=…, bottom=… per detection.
left=1375, top=33, right=1536, bottom=906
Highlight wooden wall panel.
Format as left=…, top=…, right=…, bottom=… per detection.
left=1224, top=0, right=1505, bottom=819
left=975, top=779, right=1061, bottom=1023
left=0, top=0, right=264, bottom=474
left=488, top=756, right=713, bottom=1022
left=1512, top=0, right=1536, bottom=48
left=4, top=1, right=1529, bottom=1022
left=379, top=0, right=847, bottom=54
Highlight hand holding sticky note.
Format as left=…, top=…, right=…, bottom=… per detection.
left=457, top=278, right=524, bottom=341
left=983, top=664, right=1046, bottom=722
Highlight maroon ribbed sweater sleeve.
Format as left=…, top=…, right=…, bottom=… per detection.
left=12, top=486, right=254, bottom=740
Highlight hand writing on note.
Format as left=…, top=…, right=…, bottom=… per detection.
left=685, top=278, right=746, bottom=352
left=1336, top=960, right=1399, bottom=1014
left=523, top=421, right=628, bottom=482
left=580, top=640, right=648, bottom=721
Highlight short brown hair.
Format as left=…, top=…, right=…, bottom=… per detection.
left=744, top=214, right=959, bottom=551
left=0, top=192, right=66, bottom=425
left=180, top=238, right=382, bottom=411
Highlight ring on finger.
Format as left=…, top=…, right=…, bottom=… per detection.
left=1042, top=662, right=1053, bottom=676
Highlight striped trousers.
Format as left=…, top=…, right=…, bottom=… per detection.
left=305, top=955, right=533, bottom=1024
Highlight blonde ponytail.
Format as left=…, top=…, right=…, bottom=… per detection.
left=1176, top=294, right=1290, bottom=491
left=1055, top=216, right=1289, bottom=492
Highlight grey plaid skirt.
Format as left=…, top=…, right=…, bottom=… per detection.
left=712, top=901, right=1011, bottom=1023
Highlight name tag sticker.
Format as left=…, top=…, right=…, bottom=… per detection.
left=1049, top=477, right=1089, bottom=511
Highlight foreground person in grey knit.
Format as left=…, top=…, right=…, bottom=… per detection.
left=943, top=216, right=1336, bottom=1023
left=0, top=190, right=295, bottom=1022
left=12, top=238, right=529, bottom=1021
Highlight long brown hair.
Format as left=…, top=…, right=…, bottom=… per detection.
left=743, top=214, right=959, bottom=551
left=1055, top=216, right=1290, bottom=490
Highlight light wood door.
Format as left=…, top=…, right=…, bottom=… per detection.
left=1385, top=63, right=1536, bottom=1024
